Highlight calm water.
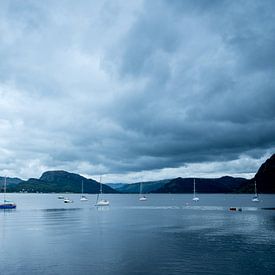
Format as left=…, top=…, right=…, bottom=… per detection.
left=0, top=194, right=275, bottom=275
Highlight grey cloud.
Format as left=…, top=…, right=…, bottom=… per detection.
left=105, top=0, right=275, bottom=170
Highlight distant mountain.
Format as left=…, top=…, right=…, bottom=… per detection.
left=85, top=154, right=275, bottom=194
left=235, top=154, right=275, bottom=194
left=0, top=176, right=23, bottom=185
left=9, top=170, right=117, bottom=193
left=3, top=154, right=275, bottom=193
left=112, top=179, right=171, bottom=193
left=153, top=176, right=249, bottom=193
left=106, top=183, right=127, bottom=190
left=254, top=154, right=275, bottom=193
left=239, top=154, right=275, bottom=193
left=0, top=177, right=23, bottom=192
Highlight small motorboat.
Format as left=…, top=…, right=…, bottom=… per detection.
left=58, top=195, right=64, bottom=199
left=64, top=198, right=73, bottom=203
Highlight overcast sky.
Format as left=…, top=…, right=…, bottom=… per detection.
left=0, top=0, right=274, bottom=182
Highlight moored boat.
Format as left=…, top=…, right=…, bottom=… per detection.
left=0, top=177, right=16, bottom=209
left=139, top=182, right=147, bottom=201
left=252, top=181, right=259, bottom=202
left=0, top=200, right=16, bottom=209
left=80, top=181, right=88, bottom=201
left=64, top=198, right=73, bottom=203
left=95, top=176, right=109, bottom=206
left=192, top=178, right=199, bottom=201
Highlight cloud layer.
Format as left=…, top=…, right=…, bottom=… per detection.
left=0, top=0, right=274, bottom=181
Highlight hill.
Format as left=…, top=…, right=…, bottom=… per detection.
left=254, top=154, right=275, bottom=193
left=109, top=179, right=170, bottom=193
left=239, top=154, right=275, bottom=193
left=153, top=176, right=249, bottom=193
left=0, top=176, right=23, bottom=185
left=9, top=170, right=117, bottom=193
left=2, top=154, right=275, bottom=193
left=0, top=176, right=23, bottom=192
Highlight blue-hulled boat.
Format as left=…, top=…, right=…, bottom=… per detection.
left=0, top=200, right=16, bottom=209
left=0, top=177, right=16, bottom=209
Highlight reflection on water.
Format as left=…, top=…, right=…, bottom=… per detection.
left=95, top=206, right=110, bottom=211
left=0, top=194, right=274, bottom=275
left=43, top=208, right=81, bottom=212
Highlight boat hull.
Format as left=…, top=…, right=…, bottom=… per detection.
left=139, top=196, right=147, bottom=201
left=80, top=196, right=88, bottom=201
left=64, top=199, right=73, bottom=203
left=95, top=200, right=109, bottom=206
left=0, top=203, right=16, bottom=209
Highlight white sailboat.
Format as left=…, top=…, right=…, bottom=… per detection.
left=139, top=182, right=147, bottom=201
left=0, top=177, right=16, bottom=209
left=95, top=176, right=109, bottom=206
left=80, top=180, right=88, bottom=201
left=192, top=178, right=199, bottom=201
left=252, top=180, right=259, bottom=202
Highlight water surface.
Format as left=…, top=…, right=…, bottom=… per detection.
left=0, top=194, right=275, bottom=274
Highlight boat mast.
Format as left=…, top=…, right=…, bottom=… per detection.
left=4, top=176, right=6, bottom=202
left=193, top=178, right=196, bottom=198
left=100, top=176, right=102, bottom=194
left=96, top=176, right=102, bottom=204
left=254, top=180, right=257, bottom=196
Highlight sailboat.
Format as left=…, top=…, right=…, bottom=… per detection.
left=139, top=182, right=147, bottom=201
left=192, top=178, right=199, bottom=201
left=80, top=180, right=88, bottom=201
left=95, top=176, right=109, bottom=206
left=252, top=180, right=259, bottom=202
left=0, top=177, right=16, bottom=209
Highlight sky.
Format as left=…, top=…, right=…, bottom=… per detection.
left=0, top=0, right=275, bottom=183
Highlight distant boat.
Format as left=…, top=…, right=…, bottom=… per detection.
left=0, top=177, right=16, bottom=209
left=58, top=195, right=64, bottom=199
left=229, top=207, right=242, bottom=212
left=95, top=176, right=109, bottom=206
left=139, top=182, right=147, bottom=201
left=192, top=178, right=199, bottom=202
left=64, top=198, right=73, bottom=203
left=80, top=180, right=88, bottom=201
left=252, top=180, right=259, bottom=202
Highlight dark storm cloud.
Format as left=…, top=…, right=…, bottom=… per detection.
left=0, top=0, right=274, bottom=180
left=104, top=0, right=275, bottom=171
